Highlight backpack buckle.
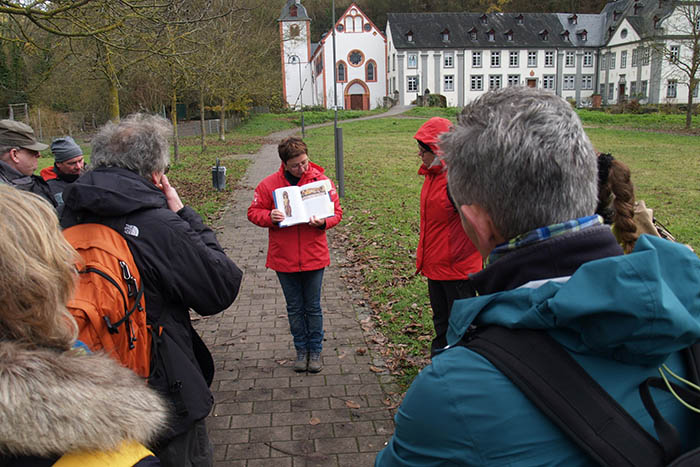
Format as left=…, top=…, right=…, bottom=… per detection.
left=119, top=261, right=138, bottom=297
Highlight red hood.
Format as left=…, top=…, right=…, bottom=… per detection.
left=414, top=117, right=452, bottom=155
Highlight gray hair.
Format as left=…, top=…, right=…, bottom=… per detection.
left=442, top=87, right=598, bottom=241
left=90, top=113, right=172, bottom=178
left=0, top=145, right=14, bottom=160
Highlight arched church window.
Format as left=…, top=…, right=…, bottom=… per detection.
left=337, top=62, right=346, bottom=82
left=366, top=61, right=376, bottom=82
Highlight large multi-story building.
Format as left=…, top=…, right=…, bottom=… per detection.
left=280, top=0, right=698, bottom=109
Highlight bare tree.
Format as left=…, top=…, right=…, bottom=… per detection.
left=652, top=2, right=699, bottom=129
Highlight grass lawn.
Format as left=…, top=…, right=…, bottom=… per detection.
left=303, top=113, right=700, bottom=390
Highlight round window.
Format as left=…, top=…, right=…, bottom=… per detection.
left=621, top=28, right=628, bottom=39
left=348, top=50, right=364, bottom=66
left=336, top=24, right=344, bottom=32
left=364, top=23, right=371, bottom=32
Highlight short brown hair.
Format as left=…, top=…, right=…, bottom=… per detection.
left=278, top=136, right=308, bottom=163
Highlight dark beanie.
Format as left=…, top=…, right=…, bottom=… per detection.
left=51, top=136, right=82, bottom=163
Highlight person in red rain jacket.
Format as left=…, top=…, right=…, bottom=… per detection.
left=247, top=136, right=342, bottom=373
left=414, top=117, right=483, bottom=356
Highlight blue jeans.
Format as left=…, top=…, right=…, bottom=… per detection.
left=276, top=268, right=325, bottom=353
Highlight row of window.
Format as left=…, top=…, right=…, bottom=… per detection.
left=401, top=50, right=595, bottom=71
left=336, top=61, right=376, bottom=83
left=405, top=73, right=595, bottom=93
left=405, top=75, right=698, bottom=99
left=600, top=47, right=651, bottom=70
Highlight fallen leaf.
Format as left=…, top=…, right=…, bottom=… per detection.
left=369, top=365, right=385, bottom=373
left=309, top=417, right=321, bottom=425
left=345, top=400, right=361, bottom=409
left=356, top=348, right=367, bottom=355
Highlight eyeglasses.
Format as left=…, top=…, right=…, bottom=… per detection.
left=15, top=147, right=40, bottom=159
left=287, top=158, right=309, bottom=170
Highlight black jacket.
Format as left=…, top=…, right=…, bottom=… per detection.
left=0, top=160, right=58, bottom=208
left=61, top=167, right=243, bottom=440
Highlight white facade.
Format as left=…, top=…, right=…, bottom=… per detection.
left=599, top=5, right=699, bottom=105
left=280, top=2, right=386, bottom=110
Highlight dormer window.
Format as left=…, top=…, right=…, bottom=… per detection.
left=487, top=29, right=495, bottom=41
left=469, top=27, right=478, bottom=41
left=561, top=30, right=570, bottom=41
left=515, top=14, right=524, bottom=25
left=568, top=14, right=577, bottom=25
left=613, top=10, right=621, bottom=21
left=290, top=5, right=298, bottom=17
left=634, top=2, right=644, bottom=15
left=480, top=14, right=488, bottom=25
left=539, top=29, right=549, bottom=41
left=406, top=30, right=414, bottom=42
left=608, top=26, right=615, bottom=40
left=577, top=29, right=588, bottom=41
left=653, top=15, right=660, bottom=28
left=505, top=29, right=513, bottom=41
left=441, top=29, right=450, bottom=42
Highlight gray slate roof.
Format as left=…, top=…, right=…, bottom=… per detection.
left=387, top=12, right=601, bottom=49
left=387, top=1, right=680, bottom=50
left=278, top=0, right=310, bottom=22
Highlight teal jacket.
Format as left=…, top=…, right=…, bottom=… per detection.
left=377, top=233, right=700, bottom=466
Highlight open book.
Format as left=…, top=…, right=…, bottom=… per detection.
left=273, top=180, right=335, bottom=227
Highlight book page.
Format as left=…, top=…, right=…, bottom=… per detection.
left=299, top=180, right=334, bottom=220
left=274, top=186, right=308, bottom=227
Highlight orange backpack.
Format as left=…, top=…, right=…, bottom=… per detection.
left=63, top=224, right=151, bottom=378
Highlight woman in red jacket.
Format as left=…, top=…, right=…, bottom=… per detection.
left=248, top=137, right=342, bottom=373
left=414, top=117, right=483, bottom=356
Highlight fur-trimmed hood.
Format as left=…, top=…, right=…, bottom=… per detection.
left=0, top=340, right=169, bottom=457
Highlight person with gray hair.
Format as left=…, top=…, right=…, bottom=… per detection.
left=61, top=113, right=243, bottom=467
left=0, top=119, right=56, bottom=207
left=376, top=87, right=700, bottom=466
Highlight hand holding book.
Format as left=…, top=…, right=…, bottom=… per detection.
left=273, top=180, right=335, bottom=228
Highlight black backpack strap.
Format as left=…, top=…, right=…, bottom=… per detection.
left=461, top=326, right=666, bottom=467
left=637, top=342, right=700, bottom=461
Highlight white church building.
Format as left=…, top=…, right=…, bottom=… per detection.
left=280, top=0, right=698, bottom=109
left=279, top=1, right=387, bottom=110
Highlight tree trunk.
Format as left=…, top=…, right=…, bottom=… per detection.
left=171, top=88, right=179, bottom=162
left=219, top=98, right=225, bottom=142
left=687, top=79, right=696, bottom=130
left=200, top=87, right=206, bottom=152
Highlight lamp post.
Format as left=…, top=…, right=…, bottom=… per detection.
left=288, top=54, right=305, bottom=137
left=331, top=0, right=344, bottom=198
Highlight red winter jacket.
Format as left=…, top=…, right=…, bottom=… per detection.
left=247, top=161, right=342, bottom=273
left=415, top=117, right=482, bottom=280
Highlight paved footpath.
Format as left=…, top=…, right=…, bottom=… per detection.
left=192, top=106, right=411, bottom=466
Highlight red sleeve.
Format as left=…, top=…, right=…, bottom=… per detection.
left=247, top=178, right=276, bottom=228
left=323, top=178, right=343, bottom=230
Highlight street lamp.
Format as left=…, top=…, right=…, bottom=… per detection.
left=331, top=0, right=344, bottom=198
left=288, top=54, right=305, bottom=137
